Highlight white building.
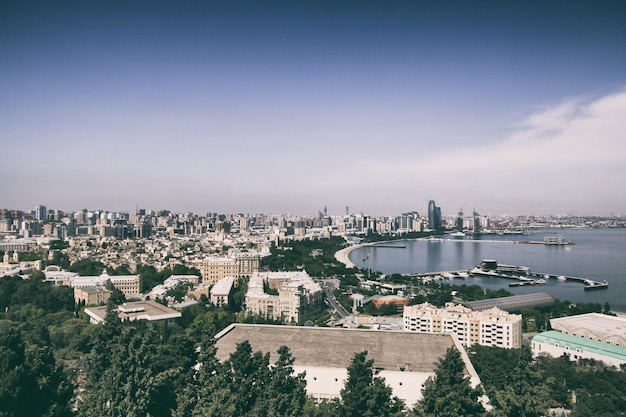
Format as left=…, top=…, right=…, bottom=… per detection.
left=245, top=271, right=323, bottom=324
left=403, top=303, right=522, bottom=349
left=214, top=324, right=488, bottom=409
left=210, top=276, right=234, bottom=307
left=84, top=300, right=181, bottom=324
left=531, top=313, right=626, bottom=367
left=201, top=252, right=259, bottom=286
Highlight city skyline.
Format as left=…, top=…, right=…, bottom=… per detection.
left=2, top=1, right=626, bottom=216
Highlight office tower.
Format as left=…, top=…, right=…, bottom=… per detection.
left=36, top=204, right=47, bottom=221
left=428, top=200, right=442, bottom=230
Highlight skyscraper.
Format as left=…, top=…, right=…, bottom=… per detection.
left=36, top=204, right=47, bottom=221
left=428, top=200, right=442, bottom=231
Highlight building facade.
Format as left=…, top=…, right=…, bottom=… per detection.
left=245, top=271, right=323, bottom=324
left=201, top=252, right=260, bottom=286
left=74, top=286, right=111, bottom=306
left=403, top=303, right=522, bottom=349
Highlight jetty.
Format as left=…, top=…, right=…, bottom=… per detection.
left=470, top=260, right=607, bottom=290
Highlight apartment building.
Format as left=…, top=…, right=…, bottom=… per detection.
left=210, top=276, right=234, bottom=307
left=403, top=303, right=522, bottom=349
left=201, top=252, right=260, bottom=286
left=245, top=271, right=323, bottom=324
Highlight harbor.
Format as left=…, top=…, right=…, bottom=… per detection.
left=406, top=259, right=608, bottom=291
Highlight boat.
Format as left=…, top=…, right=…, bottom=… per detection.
left=449, top=231, right=466, bottom=237
left=584, top=280, right=608, bottom=290
left=557, top=275, right=567, bottom=281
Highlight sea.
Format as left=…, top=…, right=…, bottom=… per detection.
left=348, top=228, right=626, bottom=312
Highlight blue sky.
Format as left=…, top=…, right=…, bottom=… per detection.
left=2, top=1, right=625, bottom=216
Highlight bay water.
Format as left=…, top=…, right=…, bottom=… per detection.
left=349, top=228, right=626, bottom=312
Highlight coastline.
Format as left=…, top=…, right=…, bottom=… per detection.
left=334, top=244, right=362, bottom=269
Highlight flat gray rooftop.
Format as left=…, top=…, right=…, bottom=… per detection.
left=214, top=324, right=456, bottom=373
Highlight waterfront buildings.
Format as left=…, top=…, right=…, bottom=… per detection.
left=244, top=271, right=323, bottom=324
left=427, top=200, right=442, bottom=231
left=403, top=303, right=522, bottom=349
left=214, top=323, right=485, bottom=408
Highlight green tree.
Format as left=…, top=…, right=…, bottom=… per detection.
left=487, top=348, right=548, bottom=417
left=259, top=346, right=307, bottom=417
left=69, top=259, right=106, bottom=276
left=414, top=347, right=485, bottom=417
left=0, top=325, right=73, bottom=417
left=340, top=351, right=404, bottom=417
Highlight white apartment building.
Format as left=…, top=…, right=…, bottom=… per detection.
left=403, top=303, right=522, bottom=349
left=201, top=252, right=260, bottom=286
left=245, top=271, right=323, bottom=324
left=210, top=276, right=234, bottom=307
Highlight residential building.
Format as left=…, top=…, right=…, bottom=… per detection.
left=210, top=276, right=234, bottom=307
left=403, top=303, right=522, bottom=349
left=201, top=252, right=260, bottom=285
left=245, top=271, right=323, bottom=324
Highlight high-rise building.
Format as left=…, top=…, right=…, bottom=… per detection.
left=36, top=204, right=47, bottom=221
left=428, top=200, right=442, bottom=230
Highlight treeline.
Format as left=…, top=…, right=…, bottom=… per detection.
left=470, top=344, right=626, bottom=416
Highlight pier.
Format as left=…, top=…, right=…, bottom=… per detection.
left=404, top=260, right=608, bottom=291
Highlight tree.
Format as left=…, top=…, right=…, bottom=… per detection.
left=414, top=347, right=485, bottom=417
left=0, top=325, right=73, bottom=417
left=259, top=346, right=307, bottom=417
left=487, top=348, right=548, bottom=417
left=340, top=351, right=404, bottom=417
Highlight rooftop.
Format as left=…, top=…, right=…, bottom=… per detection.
left=84, top=300, right=181, bottom=323
left=533, top=330, right=626, bottom=362
left=463, top=292, right=555, bottom=312
left=550, top=313, right=626, bottom=346
left=214, top=323, right=458, bottom=373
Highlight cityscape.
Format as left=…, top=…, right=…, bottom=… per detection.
left=1, top=200, right=626, bottom=415
left=3, top=1, right=626, bottom=416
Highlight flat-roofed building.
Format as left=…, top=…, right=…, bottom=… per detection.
left=210, top=276, right=234, bottom=307
left=531, top=313, right=626, bottom=367
left=74, top=286, right=111, bottom=306
left=108, top=273, right=141, bottom=297
left=245, top=271, right=323, bottom=324
left=462, top=292, right=555, bottom=312
left=214, top=324, right=486, bottom=408
left=84, top=300, right=181, bottom=324
left=549, top=313, right=626, bottom=346
left=43, top=267, right=78, bottom=286
left=201, top=252, right=260, bottom=286
left=404, top=303, right=522, bottom=349
left=201, top=256, right=239, bottom=285
left=532, top=331, right=626, bottom=368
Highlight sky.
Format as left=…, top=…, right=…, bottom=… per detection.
left=1, top=1, right=626, bottom=217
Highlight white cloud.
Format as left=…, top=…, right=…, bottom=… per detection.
left=326, top=89, right=626, bottom=215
